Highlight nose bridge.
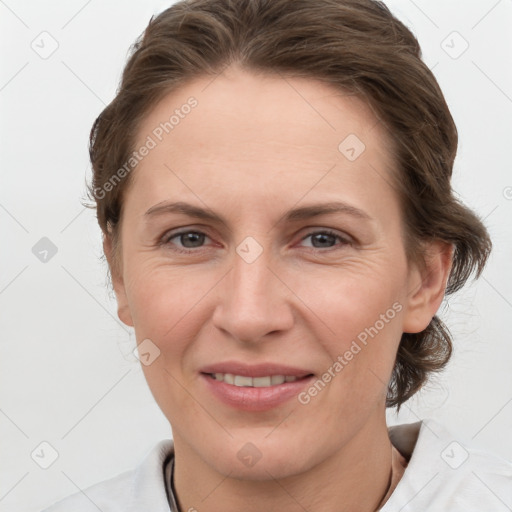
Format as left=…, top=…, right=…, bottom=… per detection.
left=232, top=248, right=271, bottom=307
left=213, top=240, right=293, bottom=342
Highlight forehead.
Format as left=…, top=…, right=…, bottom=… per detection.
left=136, top=66, right=389, bottom=153
left=129, top=66, right=397, bottom=215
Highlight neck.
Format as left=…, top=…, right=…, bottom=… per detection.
left=172, top=413, right=393, bottom=512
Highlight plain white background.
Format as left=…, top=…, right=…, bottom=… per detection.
left=1, top=1, right=511, bottom=511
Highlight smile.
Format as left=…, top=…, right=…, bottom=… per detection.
left=201, top=371, right=315, bottom=411
left=209, top=373, right=300, bottom=387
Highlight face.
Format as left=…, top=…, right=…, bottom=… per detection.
left=110, top=66, right=438, bottom=480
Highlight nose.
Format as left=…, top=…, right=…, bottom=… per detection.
left=212, top=244, right=294, bottom=344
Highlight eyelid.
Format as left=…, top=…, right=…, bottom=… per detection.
left=158, top=226, right=353, bottom=253
left=158, top=227, right=212, bottom=253
left=160, top=228, right=213, bottom=247
left=297, top=228, right=353, bottom=248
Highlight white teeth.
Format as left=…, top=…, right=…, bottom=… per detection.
left=271, top=375, right=286, bottom=385
left=211, top=373, right=299, bottom=387
left=234, top=375, right=253, bottom=387
left=253, top=376, right=272, bottom=387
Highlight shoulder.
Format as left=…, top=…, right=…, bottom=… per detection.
left=382, top=419, right=512, bottom=511
left=41, top=439, right=174, bottom=512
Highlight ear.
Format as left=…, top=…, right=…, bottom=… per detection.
left=402, top=241, right=454, bottom=334
left=103, top=235, right=134, bottom=327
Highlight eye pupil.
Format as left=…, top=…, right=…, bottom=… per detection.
left=311, top=233, right=337, bottom=248
left=167, top=230, right=344, bottom=252
left=181, top=232, right=205, bottom=248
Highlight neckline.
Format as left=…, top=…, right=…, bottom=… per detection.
left=164, top=423, right=418, bottom=512
left=376, top=444, right=409, bottom=509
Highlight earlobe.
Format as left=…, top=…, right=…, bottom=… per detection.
left=103, top=235, right=134, bottom=327
left=402, top=242, right=453, bottom=334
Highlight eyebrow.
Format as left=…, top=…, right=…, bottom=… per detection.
left=144, top=200, right=373, bottom=224
left=144, top=201, right=228, bottom=225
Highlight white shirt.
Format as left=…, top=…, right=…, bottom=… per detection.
left=41, top=419, right=512, bottom=511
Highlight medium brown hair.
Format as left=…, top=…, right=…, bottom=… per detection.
left=88, top=0, right=492, bottom=408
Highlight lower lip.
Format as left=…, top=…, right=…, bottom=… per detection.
left=201, top=373, right=315, bottom=411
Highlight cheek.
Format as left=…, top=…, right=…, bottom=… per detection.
left=125, top=265, right=217, bottom=415
left=125, top=263, right=218, bottom=356
left=293, top=257, right=406, bottom=340
left=291, top=259, right=406, bottom=402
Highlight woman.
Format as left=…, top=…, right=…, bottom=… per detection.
left=43, top=0, right=511, bottom=510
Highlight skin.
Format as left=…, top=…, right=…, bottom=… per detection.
left=105, top=65, right=452, bottom=512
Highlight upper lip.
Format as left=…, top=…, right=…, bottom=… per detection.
left=200, top=361, right=314, bottom=378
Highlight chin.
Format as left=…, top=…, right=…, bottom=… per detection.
left=200, top=433, right=320, bottom=482
left=216, top=452, right=307, bottom=481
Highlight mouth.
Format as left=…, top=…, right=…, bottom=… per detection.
left=199, top=363, right=315, bottom=411
left=205, top=372, right=311, bottom=387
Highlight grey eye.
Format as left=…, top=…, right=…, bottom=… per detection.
left=175, top=232, right=206, bottom=248
left=309, top=232, right=337, bottom=248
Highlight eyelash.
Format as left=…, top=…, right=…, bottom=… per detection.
left=160, top=228, right=352, bottom=254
